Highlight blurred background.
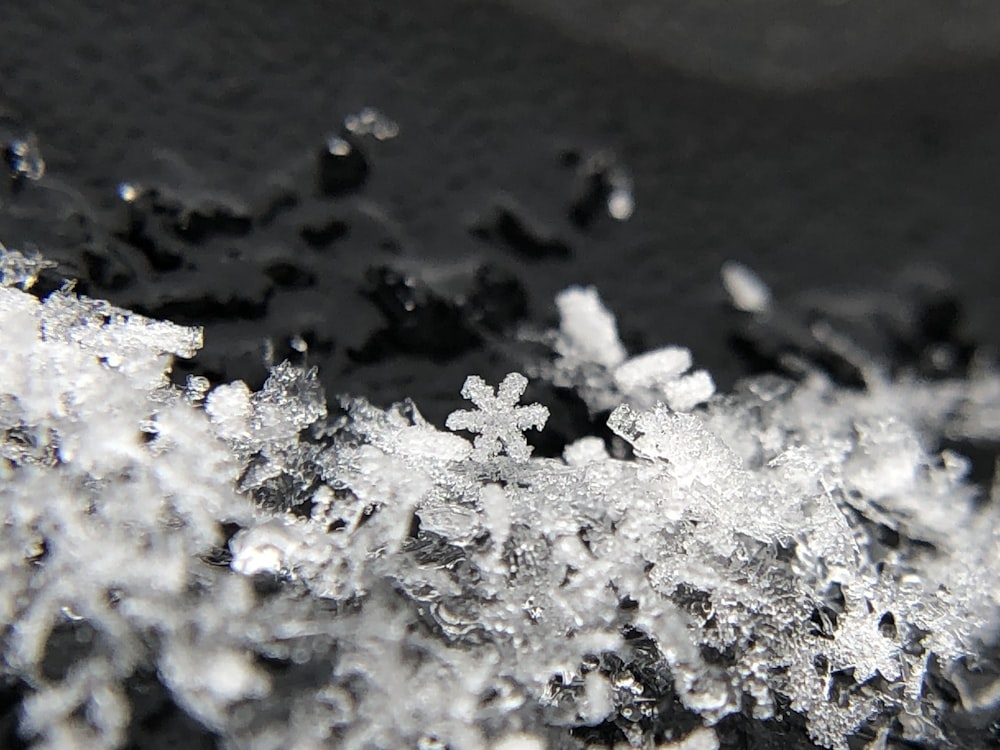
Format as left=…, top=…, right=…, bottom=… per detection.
left=2, top=0, right=999, bottom=429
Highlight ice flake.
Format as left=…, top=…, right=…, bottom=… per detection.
left=614, top=347, right=715, bottom=411
left=37, top=289, right=203, bottom=391
left=41, top=290, right=203, bottom=360
left=542, top=287, right=715, bottom=412
left=252, top=361, right=326, bottom=438
left=614, top=346, right=693, bottom=391
left=445, top=372, right=548, bottom=462
left=663, top=369, right=716, bottom=411
left=562, top=435, right=609, bottom=465
left=0, top=243, right=56, bottom=290
left=393, top=423, right=472, bottom=462
left=555, top=286, right=627, bottom=370
left=205, top=381, right=253, bottom=442
left=844, top=417, right=922, bottom=499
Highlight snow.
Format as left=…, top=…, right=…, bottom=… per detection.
left=554, top=285, right=627, bottom=370
left=2, top=246, right=1000, bottom=749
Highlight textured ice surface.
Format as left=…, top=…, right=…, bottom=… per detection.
left=2, top=250, right=1000, bottom=749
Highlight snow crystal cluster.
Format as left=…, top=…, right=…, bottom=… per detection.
left=2, top=246, right=1000, bottom=750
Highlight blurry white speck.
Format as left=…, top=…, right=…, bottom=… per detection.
left=721, top=261, right=772, bottom=313
left=492, top=734, right=545, bottom=750
left=327, top=137, right=352, bottom=156
left=608, top=187, right=634, bottom=220
left=118, top=182, right=139, bottom=203
left=344, top=107, right=400, bottom=141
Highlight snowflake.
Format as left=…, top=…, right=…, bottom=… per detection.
left=446, top=372, right=548, bottom=462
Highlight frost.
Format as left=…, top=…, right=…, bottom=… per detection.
left=445, top=372, right=548, bottom=463
left=3, top=254, right=1000, bottom=750
left=562, top=435, right=609, bottom=466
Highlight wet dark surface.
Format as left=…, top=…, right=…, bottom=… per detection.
left=3, top=0, right=1000, bottom=428
left=3, top=1, right=1000, bottom=747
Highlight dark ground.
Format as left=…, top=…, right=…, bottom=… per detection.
left=2, top=2, right=1000, bottom=747
left=3, top=0, right=1000, bottom=426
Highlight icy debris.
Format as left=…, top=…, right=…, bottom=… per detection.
left=660, top=368, right=715, bottom=411
left=251, top=361, right=326, bottom=439
left=4, top=132, right=46, bottom=181
left=183, top=374, right=211, bottom=403
left=614, top=346, right=716, bottom=411
left=446, top=372, right=548, bottom=463
left=607, top=183, right=634, bottom=221
left=0, top=243, right=56, bottom=289
left=608, top=403, right=742, bottom=488
left=158, top=643, right=269, bottom=728
left=541, top=286, right=714, bottom=412
left=206, top=381, right=254, bottom=441
left=19, top=658, right=128, bottom=750
left=229, top=519, right=290, bottom=576
left=555, top=285, right=628, bottom=370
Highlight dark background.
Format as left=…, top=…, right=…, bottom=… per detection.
left=2, top=0, right=999, bottom=424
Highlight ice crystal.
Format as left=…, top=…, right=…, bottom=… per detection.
left=0, top=243, right=55, bottom=290
left=5, top=133, right=46, bottom=182
left=445, top=372, right=549, bottom=463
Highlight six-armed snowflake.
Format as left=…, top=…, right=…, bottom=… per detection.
left=446, top=372, right=549, bottom=462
